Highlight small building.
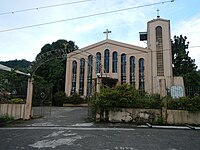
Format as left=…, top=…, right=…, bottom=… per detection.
left=65, top=16, right=184, bottom=96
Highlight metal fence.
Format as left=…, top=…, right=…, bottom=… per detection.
left=169, top=86, right=200, bottom=98
left=185, top=86, right=200, bottom=97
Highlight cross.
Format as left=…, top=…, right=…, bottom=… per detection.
left=157, top=9, right=160, bottom=18
left=103, top=29, right=111, bottom=40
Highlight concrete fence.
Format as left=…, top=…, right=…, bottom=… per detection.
left=0, top=104, right=25, bottom=119
left=96, top=108, right=200, bottom=125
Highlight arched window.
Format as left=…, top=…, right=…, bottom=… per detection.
left=71, top=60, right=77, bottom=95
left=104, top=49, right=109, bottom=73
left=87, top=55, right=93, bottom=96
left=79, top=58, right=85, bottom=95
left=121, top=53, right=126, bottom=84
left=112, top=51, right=118, bottom=73
left=130, top=56, right=135, bottom=86
left=156, top=26, right=162, bottom=37
left=139, top=58, right=145, bottom=90
left=96, top=52, right=101, bottom=74
left=156, top=26, right=164, bottom=76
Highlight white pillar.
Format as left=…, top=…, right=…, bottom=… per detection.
left=24, top=78, right=33, bottom=120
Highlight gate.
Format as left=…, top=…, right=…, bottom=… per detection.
left=32, top=82, right=52, bottom=117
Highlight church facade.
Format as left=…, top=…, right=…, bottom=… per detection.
left=65, top=17, right=184, bottom=96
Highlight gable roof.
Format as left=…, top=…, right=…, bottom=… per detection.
left=68, top=39, right=148, bottom=57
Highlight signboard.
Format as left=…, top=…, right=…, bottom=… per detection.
left=170, top=85, right=185, bottom=98
left=139, top=32, right=147, bottom=41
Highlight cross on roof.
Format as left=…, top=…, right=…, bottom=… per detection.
left=157, top=9, right=160, bottom=18
left=103, top=29, right=111, bottom=40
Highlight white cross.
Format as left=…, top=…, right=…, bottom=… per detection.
left=103, top=29, right=111, bottom=40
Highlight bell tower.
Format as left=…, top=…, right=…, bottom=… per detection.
left=147, top=16, right=173, bottom=93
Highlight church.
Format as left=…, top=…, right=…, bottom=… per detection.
left=65, top=16, right=184, bottom=96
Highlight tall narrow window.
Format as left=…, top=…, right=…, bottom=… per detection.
left=130, top=56, right=135, bottom=86
left=87, top=55, right=93, bottom=96
left=96, top=52, right=101, bottom=74
left=104, top=49, right=109, bottom=73
left=156, top=26, right=164, bottom=76
left=79, top=58, right=85, bottom=95
left=121, top=53, right=126, bottom=84
left=139, top=58, right=145, bottom=90
left=112, top=51, right=118, bottom=73
left=71, top=60, right=77, bottom=95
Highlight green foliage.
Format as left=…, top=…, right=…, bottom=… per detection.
left=171, top=35, right=200, bottom=87
left=34, top=39, right=79, bottom=106
left=168, top=96, right=200, bottom=111
left=32, top=76, right=52, bottom=106
left=0, top=70, right=28, bottom=102
left=0, top=59, right=31, bottom=72
left=92, top=84, right=162, bottom=110
left=64, top=93, right=86, bottom=104
left=52, top=92, right=86, bottom=105
left=0, top=70, right=27, bottom=92
left=53, top=91, right=66, bottom=106
left=10, top=98, right=25, bottom=104
left=0, top=114, right=14, bottom=123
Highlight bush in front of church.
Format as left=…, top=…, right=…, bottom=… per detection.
left=53, top=91, right=66, bottom=106
left=64, top=93, right=86, bottom=104
left=91, top=84, right=162, bottom=110
left=168, top=96, right=200, bottom=111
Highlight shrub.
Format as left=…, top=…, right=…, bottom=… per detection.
left=64, top=93, right=86, bottom=104
left=53, top=91, right=66, bottom=106
left=167, top=96, right=200, bottom=111
left=91, top=84, right=162, bottom=110
left=10, top=98, right=25, bottom=104
left=0, top=114, right=14, bottom=123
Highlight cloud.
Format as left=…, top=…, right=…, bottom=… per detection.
left=0, top=0, right=194, bottom=63
left=172, top=13, right=200, bottom=69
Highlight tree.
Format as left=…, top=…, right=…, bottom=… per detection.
left=171, top=35, right=200, bottom=87
left=34, top=39, right=78, bottom=106
left=0, top=59, right=31, bottom=72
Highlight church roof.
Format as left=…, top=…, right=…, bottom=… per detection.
left=68, top=39, right=148, bottom=57
left=148, top=17, right=170, bottom=24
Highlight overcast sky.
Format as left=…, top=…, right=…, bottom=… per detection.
left=0, top=0, right=200, bottom=69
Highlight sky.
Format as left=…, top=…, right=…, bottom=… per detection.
left=0, top=0, right=200, bottom=69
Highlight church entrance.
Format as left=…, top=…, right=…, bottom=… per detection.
left=101, top=77, right=118, bottom=88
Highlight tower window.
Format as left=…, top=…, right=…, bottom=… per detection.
left=156, top=26, right=164, bottom=76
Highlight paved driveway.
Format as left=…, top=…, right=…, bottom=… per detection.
left=13, top=107, right=91, bottom=127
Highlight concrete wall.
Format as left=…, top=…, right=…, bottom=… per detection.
left=167, top=110, right=200, bottom=125
left=108, top=108, right=161, bottom=124
left=97, top=108, right=200, bottom=125
left=0, top=104, right=25, bottom=119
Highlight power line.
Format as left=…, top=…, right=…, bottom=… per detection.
left=189, top=46, right=200, bottom=48
left=0, top=0, right=174, bottom=33
left=0, top=0, right=92, bottom=16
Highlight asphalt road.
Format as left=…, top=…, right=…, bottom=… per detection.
left=0, top=107, right=199, bottom=150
